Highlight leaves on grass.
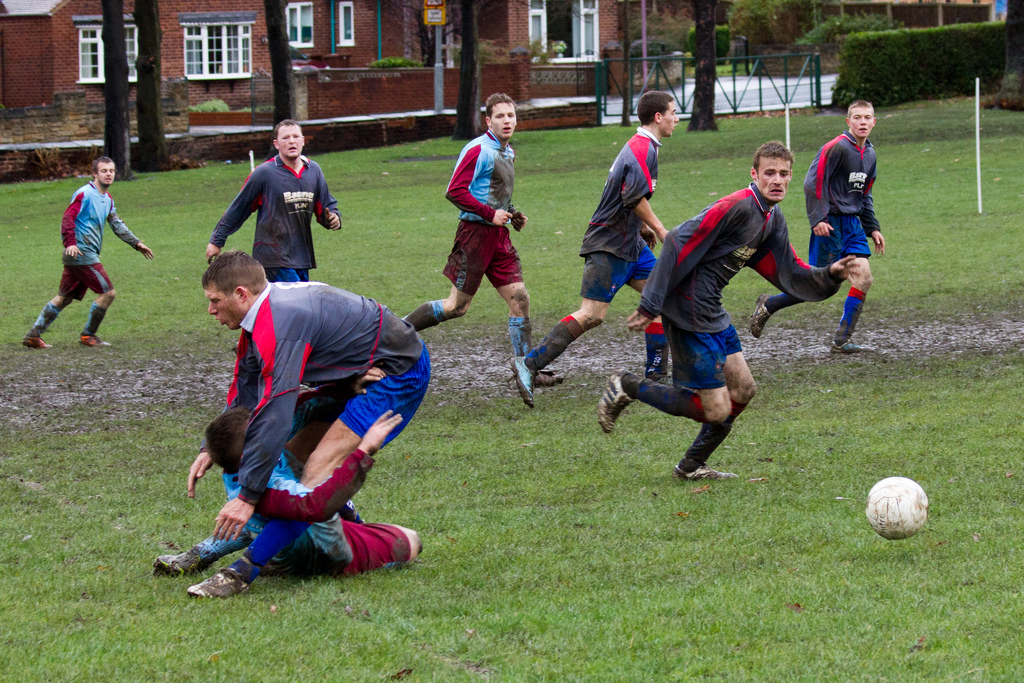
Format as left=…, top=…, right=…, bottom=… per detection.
left=973, top=533, right=980, bottom=542
left=465, top=629, right=477, bottom=638
left=909, top=636, right=925, bottom=653
left=270, top=605, right=278, bottom=614
left=1006, top=472, right=1013, bottom=478
left=96, top=566, right=109, bottom=571
left=446, top=536, right=458, bottom=544
left=785, top=603, right=805, bottom=613
left=674, top=512, right=690, bottom=517
left=21, top=535, right=31, bottom=541
left=757, top=457, right=773, bottom=462
left=390, top=670, right=413, bottom=680
left=934, top=540, right=948, bottom=546
left=748, top=477, right=768, bottom=483
left=207, top=652, right=222, bottom=663
left=691, top=484, right=712, bottom=494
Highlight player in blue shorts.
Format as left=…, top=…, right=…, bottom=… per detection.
left=749, top=100, right=886, bottom=353
left=510, top=91, right=679, bottom=407
left=186, top=251, right=429, bottom=597
left=597, top=142, right=856, bottom=479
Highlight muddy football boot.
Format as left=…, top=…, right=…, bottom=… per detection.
left=22, top=335, right=51, bottom=349
left=153, top=547, right=212, bottom=577
left=830, top=341, right=870, bottom=354
left=187, top=568, right=251, bottom=598
left=510, top=356, right=535, bottom=408
left=645, top=347, right=668, bottom=382
left=749, top=294, right=773, bottom=339
left=597, top=371, right=634, bottom=433
left=79, top=334, right=110, bottom=347
left=534, top=370, right=563, bottom=387
left=672, top=463, right=739, bottom=480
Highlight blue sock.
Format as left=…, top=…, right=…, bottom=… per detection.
left=766, top=292, right=801, bottom=314
left=231, top=519, right=310, bottom=582
left=31, top=302, right=62, bottom=335
left=508, top=316, right=533, bottom=357
left=644, top=322, right=667, bottom=377
left=83, top=303, right=107, bottom=336
left=835, top=288, right=866, bottom=344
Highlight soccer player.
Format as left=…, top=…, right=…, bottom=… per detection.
left=186, top=250, right=430, bottom=597
left=22, top=156, right=154, bottom=349
left=403, top=93, right=535, bottom=362
left=511, top=91, right=679, bottom=407
left=749, top=100, right=885, bottom=353
left=597, top=142, right=856, bottom=479
left=206, top=120, right=341, bottom=282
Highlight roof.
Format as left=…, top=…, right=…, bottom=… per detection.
left=0, top=0, right=66, bottom=16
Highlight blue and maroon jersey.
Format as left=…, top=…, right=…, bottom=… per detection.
left=445, top=130, right=515, bottom=225
left=211, top=155, right=340, bottom=270
left=61, top=182, right=140, bottom=266
left=638, top=183, right=843, bottom=333
left=803, top=131, right=879, bottom=234
left=225, top=281, right=422, bottom=501
left=580, top=128, right=661, bottom=262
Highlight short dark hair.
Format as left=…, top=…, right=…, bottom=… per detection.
left=637, top=91, right=675, bottom=125
left=92, top=156, right=115, bottom=174
left=752, top=141, right=794, bottom=171
left=847, top=100, right=874, bottom=117
left=201, top=250, right=268, bottom=295
left=205, top=407, right=252, bottom=473
left=273, top=119, right=302, bottom=140
left=485, top=93, right=516, bottom=118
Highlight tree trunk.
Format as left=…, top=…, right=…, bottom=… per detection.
left=688, top=0, right=718, bottom=132
left=998, top=0, right=1024, bottom=109
left=264, top=0, right=293, bottom=123
left=133, top=0, right=167, bottom=172
left=102, top=0, right=133, bottom=179
left=621, top=0, right=631, bottom=126
left=452, top=0, right=480, bottom=140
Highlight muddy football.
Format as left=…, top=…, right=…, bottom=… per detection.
left=865, top=477, right=929, bottom=540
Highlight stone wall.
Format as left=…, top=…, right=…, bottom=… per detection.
left=0, top=80, right=190, bottom=145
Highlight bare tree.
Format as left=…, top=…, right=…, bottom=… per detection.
left=688, top=0, right=717, bottom=132
left=133, top=0, right=167, bottom=172
left=264, top=0, right=293, bottom=123
left=998, top=0, right=1024, bottom=109
left=452, top=0, right=480, bottom=139
left=102, top=0, right=133, bottom=179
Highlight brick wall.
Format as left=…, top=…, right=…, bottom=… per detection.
left=0, top=100, right=596, bottom=182
left=0, top=80, right=189, bottom=145
left=0, top=16, right=55, bottom=108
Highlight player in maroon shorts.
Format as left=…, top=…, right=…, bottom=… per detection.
left=23, top=157, right=154, bottom=348
left=403, top=93, right=552, bottom=379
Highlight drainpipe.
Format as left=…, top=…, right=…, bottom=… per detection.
left=377, top=0, right=382, bottom=60
left=330, top=0, right=336, bottom=54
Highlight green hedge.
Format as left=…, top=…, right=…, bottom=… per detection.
left=686, top=26, right=731, bottom=59
left=368, top=56, right=423, bottom=68
left=833, top=22, right=1005, bottom=107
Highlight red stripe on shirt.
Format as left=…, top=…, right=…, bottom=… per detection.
left=627, top=135, right=654, bottom=193
left=751, top=251, right=778, bottom=282
left=815, top=135, right=846, bottom=200
left=61, top=193, right=84, bottom=248
left=446, top=145, right=495, bottom=221
left=249, top=302, right=279, bottom=418
left=314, top=200, right=323, bottom=217
left=865, top=177, right=874, bottom=195
left=676, top=188, right=752, bottom=266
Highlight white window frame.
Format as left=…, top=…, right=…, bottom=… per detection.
left=337, top=1, right=355, bottom=47
left=528, top=0, right=547, bottom=48
left=78, top=26, right=137, bottom=84
left=183, top=23, right=252, bottom=80
left=578, top=0, right=599, bottom=60
left=287, top=2, right=315, bottom=48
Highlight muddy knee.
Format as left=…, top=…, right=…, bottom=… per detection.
left=849, top=258, right=873, bottom=290
left=580, top=314, right=605, bottom=332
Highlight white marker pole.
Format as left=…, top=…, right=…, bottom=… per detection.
left=785, top=103, right=791, bottom=150
left=249, top=150, right=255, bottom=173
left=975, top=77, right=982, bottom=214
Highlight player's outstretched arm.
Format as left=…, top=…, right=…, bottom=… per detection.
left=356, top=410, right=403, bottom=455
left=136, top=242, right=154, bottom=259
left=634, top=198, right=668, bottom=243
left=828, top=255, right=858, bottom=280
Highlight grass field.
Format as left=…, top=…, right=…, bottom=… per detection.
left=2, top=98, right=1024, bottom=681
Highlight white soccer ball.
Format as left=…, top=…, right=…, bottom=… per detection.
left=865, top=477, right=929, bottom=540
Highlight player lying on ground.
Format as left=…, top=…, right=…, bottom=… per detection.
left=175, top=409, right=419, bottom=597
left=511, top=91, right=679, bottom=407
left=23, top=156, right=154, bottom=349
left=598, top=141, right=856, bottom=479
left=187, top=251, right=430, bottom=597
left=749, top=100, right=885, bottom=353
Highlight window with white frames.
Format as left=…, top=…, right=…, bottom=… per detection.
left=287, top=2, right=314, bottom=47
left=183, top=24, right=252, bottom=78
left=78, top=26, right=137, bottom=83
left=528, top=0, right=546, bottom=48
left=578, top=0, right=598, bottom=59
left=337, top=1, right=354, bottom=46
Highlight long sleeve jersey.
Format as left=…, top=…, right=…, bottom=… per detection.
left=61, top=182, right=140, bottom=266
left=638, top=184, right=844, bottom=333
left=445, top=130, right=515, bottom=225
left=580, top=128, right=661, bottom=262
left=803, top=131, right=879, bottom=235
left=224, top=281, right=423, bottom=501
left=210, top=155, right=340, bottom=270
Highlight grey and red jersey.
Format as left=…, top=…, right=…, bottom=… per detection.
left=445, top=130, right=515, bottom=225
left=210, top=155, right=340, bottom=270
left=803, top=131, right=879, bottom=234
left=638, top=184, right=844, bottom=333
left=580, top=128, right=661, bottom=262
left=224, top=282, right=423, bottom=501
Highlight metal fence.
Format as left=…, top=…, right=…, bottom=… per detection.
left=596, top=53, right=824, bottom=119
